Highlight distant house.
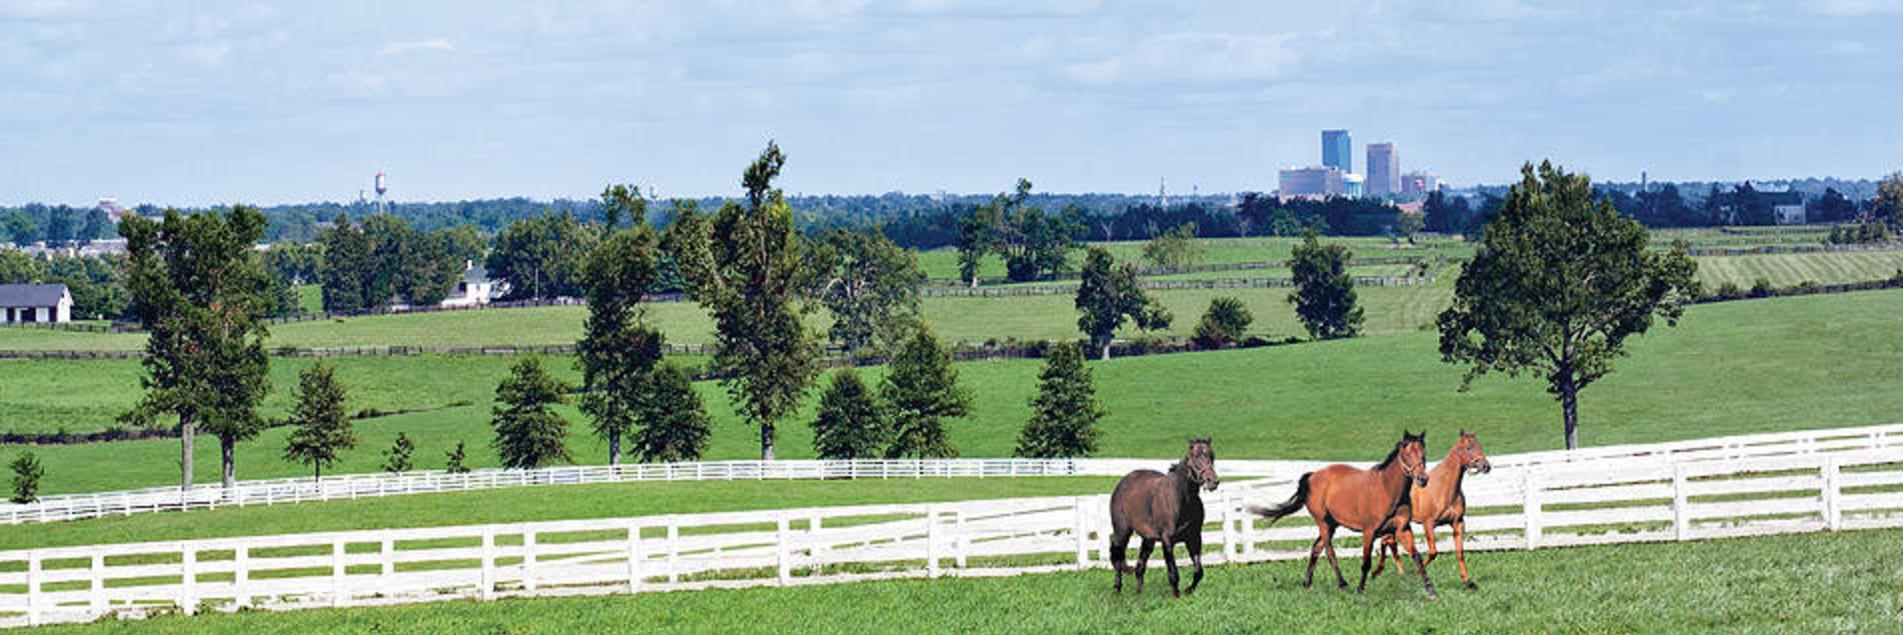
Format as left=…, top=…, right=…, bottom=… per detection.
left=1768, top=191, right=1806, bottom=225
left=0, top=284, right=73, bottom=324
left=440, top=261, right=496, bottom=308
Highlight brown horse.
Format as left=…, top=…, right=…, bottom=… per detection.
left=1372, top=429, right=1492, bottom=588
left=1109, top=438, right=1220, bottom=597
left=1250, top=431, right=1438, bottom=599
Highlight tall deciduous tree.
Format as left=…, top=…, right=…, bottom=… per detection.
left=811, top=370, right=885, bottom=460
left=665, top=142, right=822, bottom=460
left=1014, top=342, right=1106, bottom=458
left=1438, top=161, right=1700, bottom=450
left=576, top=226, right=663, bottom=465
left=491, top=356, right=574, bottom=469
left=1141, top=222, right=1204, bottom=270
left=318, top=214, right=370, bottom=312
left=1075, top=247, right=1171, bottom=361
left=881, top=328, right=972, bottom=459
left=630, top=362, right=713, bottom=463
left=120, top=207, right=274, bottom=492
left=1287, top=232, right=1364, bottom=340
left=1873, top=172, right=1903, bottom=231
left=599, top=183, right=647, bottom=232
left=488, top=211, right=597, bottom=301
left=817, top=228, right=924, bottom=356
left=282, top=361, right=356, bottom=481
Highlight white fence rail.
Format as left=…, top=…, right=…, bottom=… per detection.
left=1, top=446, right=1898, bottom=628
left=4, top=423, right=1898, bottom=526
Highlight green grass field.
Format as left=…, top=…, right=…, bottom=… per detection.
left=38, top=529, right=1903, bottom=633
left=0, top=477, right=1117, bottom=551
left=1695, top=251, right=1903, bottom=288
left=8, top=289, right=1903, bottom=495
left=913, top=236, right=1467, bottom=281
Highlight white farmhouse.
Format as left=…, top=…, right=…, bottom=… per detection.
left=440, top=261, right=496, bottom=308
left=0, top=284, right=73, bottom=324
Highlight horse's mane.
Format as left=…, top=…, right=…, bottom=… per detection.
left=1372, top=440, right=1403, bottom=470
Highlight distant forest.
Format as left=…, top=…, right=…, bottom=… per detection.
left=1, top=176, right=1895, bottom=249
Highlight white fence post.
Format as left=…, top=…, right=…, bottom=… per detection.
left=1672, top=464, right=1691, bottom=542
left=90, top=552, right=106, bottom=615
left=926, top=506, right=942, bottom=578
left=954, top=509, right=968, bottom=570
left=180, top=545, right=197, bottom=615
left=776, top=514, right=792, bottom=585
left=26, top=551, right=41, bottom=626
left=1522, top=468, right=1542, bottom=550
left=233, top=546, right=249, bottom=610
left=808, top=512, right=825, bottom=574
left=1073, top=497, right=1089, bottom=569
left=480, top=528, right=496, bottom=601
left=331, top=538, right=347, bottom=607
left=625, top=522, right=644, bottom=592
left=1220, top=491, right=1235, bottom=561
left=666, top=524, right=680, bottom=584
left=522, top=529, right=538, bottom=593
left=380, top=537, right=395, bottom=584
left=1822, top=459, right=1842, bottom=531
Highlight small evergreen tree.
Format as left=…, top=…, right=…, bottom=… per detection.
left=9, top=452, right=44, bottom=504
left=445, top=441, right=471, bottom=474
left=811, top=370, right=885, bottom=459
left=1015, top=342, right=1106, bottom=458
left=630, top=362, right=713, bottom=463
left=1192, top=296, right=1254, bottom=349
left=881, top=328, right=972, bottom=458
left=382, top=432, right=414, bottom=473
left=491, top=357, right=574, bottom=469
left=282, top=361, right=356, bottom=481
left=1287, top=231, right=1364, bottom=340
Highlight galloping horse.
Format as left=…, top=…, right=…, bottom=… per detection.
left=1250, top=431, right=1438, bottom=599
left=1372, top=429, right=1492, bottom=588
left=1109, top=438, right=1220, bottom=597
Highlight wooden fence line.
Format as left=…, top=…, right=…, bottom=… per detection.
left=1, top=445, right=1897, bottom=628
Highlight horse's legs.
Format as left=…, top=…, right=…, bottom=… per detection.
left=1400, top=526, right=1439, bottom=600
left=1370, top=535, right=1389, bottom=580
left=1161, top=537, right=1182, bottom=597
left=1303, top=531, right=1325, bottom=588
left=1453, top=519, right=1475, bottom=589
left=1421, top=524, right=1441, bottom=567
left=1321, top=524, right=1348, bottom=589
left=1133, top=538, right=1155, bottom=594
left=1355, top=531, right=1375, bottom=594
left=1110, top=526, right=1132, bottom=593
left=1183, top=531, right=1205, bottom=595
left=1391, top=529, right=1410, bottom=573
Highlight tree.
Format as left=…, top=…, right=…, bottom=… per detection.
left=1287, top=232, right=1364, bottom=340
left=810, top=370, right=886, bottom=460
left=954, top=201, right=1002, bottom=287
left=576, top=227, right=664, bottom=466
left=487, top=211, right=597, bottom=301
left=120, top=207, right=274, bottom=492
left=80, top=208, right=114, bottom=244
left=1394, top=210, right=1425, bottom=244
left=1438, top=161, right=1700, bottom=450
left=600, top=183, right=647, bottom=231
left=9, top=452, right=44, bottom=504
left=3, top=210, right=38, bottom=246
left=1141, top=222, right=1205, bottom=270
left=816, top=228, right=924, bottom=355
left=957, top=179, right=1079, bottom=284
left=1014, top=342, right=1106, bottom=458
left=1192, top=296, right=1254, bottom=349
left=1873, top=172, right=1903, bottom=230
left=629, top=362, right=713, bottom=463
left=445, top=441, right=471, bottom=474
left=1074, top=247, right=1171, bottom=360
left=318, top=214, right=371, bottom=312
left=665, top=142, right=823, bottom=460
left=881, top=327, right=972, bottom=458
left=382, top=432, right=415, bottom=473
left=491, top=356, right=574, bottom=469
left=282, top=361, right=356, bottom=481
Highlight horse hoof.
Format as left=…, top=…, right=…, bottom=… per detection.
left=1465, top=581, right=1479, bottom=590
left=1425, top=591, right=1439, bottom=601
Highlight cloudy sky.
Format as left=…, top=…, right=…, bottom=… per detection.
left=2, top=0, right=1899, bottom=206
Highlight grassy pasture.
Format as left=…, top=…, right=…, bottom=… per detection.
left=1694, top=251, right=1903, bottom=289
left=913, top=236, right=1467, bottom=281
left=37, top=529, right=1903, bottom=633
left=7, top=289, right=1903, bottom=495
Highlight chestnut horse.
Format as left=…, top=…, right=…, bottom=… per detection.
left=1250, top=431, right=1438, bottom=599
left=1109, top=438, right=1220, bottom=597
left=1372, top=429, right=1492, bottom=588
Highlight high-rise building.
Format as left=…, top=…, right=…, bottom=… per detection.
left=1400, top=171, right=1438, bottom=199
left=1322, top=130, right=1352, bottom=173
left=1366, top=143, right=1398, bottom=197
left=1278, top=166, right=1346, bottom=199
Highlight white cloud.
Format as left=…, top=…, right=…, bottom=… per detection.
left=379, top=38, right=454, bottom=56
left=1063, top=32, right=1302, bottom=86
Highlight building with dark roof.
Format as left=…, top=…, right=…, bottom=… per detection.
left=0, top=284, right=72, bottom=324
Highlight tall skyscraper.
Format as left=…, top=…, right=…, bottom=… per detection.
left=1366, top=142, right=1398, bottom=197
left=1322, top=129, right=1352, bottom=173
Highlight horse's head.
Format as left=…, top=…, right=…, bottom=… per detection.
left=1398, top=431, right=1429, bottom=487
left=1455, top=429, right=1491, bottom=475
left=1184, top=438, right=1219, bottom=491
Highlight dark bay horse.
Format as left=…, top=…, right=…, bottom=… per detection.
left=1109, top=438, right=1220, bottom=597
left=1250, top=431, right=1438, bottom=599
left=1373, top=429, right=1492, bottom=588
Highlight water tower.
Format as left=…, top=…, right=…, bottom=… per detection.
left=374, top=171, right=389, bottom=215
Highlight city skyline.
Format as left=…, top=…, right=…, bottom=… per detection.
left=3, top=1, right=1901, bottom=207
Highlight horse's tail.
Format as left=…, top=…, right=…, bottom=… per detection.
left=1247, top=472, right=1312, bottom=526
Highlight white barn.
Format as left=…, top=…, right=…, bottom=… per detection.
left=440, top=261, right=496, bottom=308
left=0, top=284, right=73, bottom=324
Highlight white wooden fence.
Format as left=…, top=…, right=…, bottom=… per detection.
left=4, top=423, right=1898, bottom=526
left=0, top=445, right=1898, bottom=628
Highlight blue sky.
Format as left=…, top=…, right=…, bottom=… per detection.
left=2, top=0, right=1900, bottom=206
